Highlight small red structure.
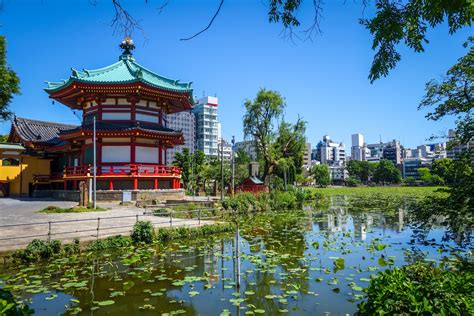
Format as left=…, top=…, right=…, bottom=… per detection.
left=236, top=176, right=267, bottom=193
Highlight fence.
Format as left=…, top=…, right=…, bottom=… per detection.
left=0, top=206, right=224, bottom=252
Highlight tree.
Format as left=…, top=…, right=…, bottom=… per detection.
left=431, top=158, right=454, bottom=184
left=0, top=36, right=20, bottom=121
left=346, top=160, right=373, bottom=184
left=418, top=167, right=433, bottom=184
left=234, top=148, right=250, bottom=165
left=311, top=164, right=330, bottom=187
left=372, top=160, right=401, bottom=185
left=243, top=88, right=285, bottom=185
left=419, top=37, right=473, bottom=145
left=172, top=148, right=193, bottom=190
left=410, top=38, right=474, bottom=244
left=0, top=135, right=8, bottom=142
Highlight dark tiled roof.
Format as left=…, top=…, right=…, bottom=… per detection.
left=11, top=117, right=77, bottom=146
left=61, top=121, right=181, bottom=136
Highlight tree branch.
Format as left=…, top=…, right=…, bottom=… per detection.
left=180, top=0, right=224, bottom=41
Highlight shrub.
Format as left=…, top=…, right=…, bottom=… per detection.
left=356, top=263, right=474, bottom=315
left=87, top=235, right=131, bottom=251
left=270, top=191, right=296, bottom=210
left=63, top=239, right=80, bottom=255
left=131, top=221, right=155, bottom=244
left=346, top=177, right=361, bottom=187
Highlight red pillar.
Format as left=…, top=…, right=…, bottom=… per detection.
left=73, top=180, right=77, bottom=190
left=109, top=179, right=114, bottom=191
left=133, top=178, right=138, bottom=190
left=154, top=178, right=158, bottom=190
left=63, top=181, right=67, bottom=190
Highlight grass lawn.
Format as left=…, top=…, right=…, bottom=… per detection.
left=38, top=205, right=108, bottom=213
left=308, top=186, right=443, bottom=198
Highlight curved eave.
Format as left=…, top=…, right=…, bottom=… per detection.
left=59, top=128, right=184, bottom=144
left=45, top=77, right=193, bottom=95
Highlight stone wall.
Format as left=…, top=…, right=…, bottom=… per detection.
left=32, top=189, right=185, bottom=202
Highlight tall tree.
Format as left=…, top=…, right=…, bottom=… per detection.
left=311, top=164, right=331, bottom=187
left=243, top=88, right=285, bottom=185
left=0, top=36, right=20, bottom=121
left=372, top=160, right=401, bottom=185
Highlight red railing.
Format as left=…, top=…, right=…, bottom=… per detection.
left=33, top=172, right=64, bottom=183
left=64, top=164, right=180, bottom=178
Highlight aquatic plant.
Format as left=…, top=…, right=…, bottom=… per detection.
left=0, top=288, right=33, bottom=315
left=356, top=263, right=474, bottom=315
left=12, top=239, right=62, bottom=262
left=131, top=220, right=155, bottom=244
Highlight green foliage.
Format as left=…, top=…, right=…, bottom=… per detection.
left=223, top=189, right=310, bottom=212
left=0, top=134, right=8, bottom=142
left=346, top=177, right=361, bottom=187
left=403, top=176, right=416, bottom=186
left=420, top=37, right=473, bottom=145
left=155, top=223, right=233, bottom=242
left=87, top=235, right=131, bottom=251
left=431, top=158, right=454, bottom=184
left=356, top=263, right=474, bottom=315
left=372, top=159, right=401, bottom=185
left=346, top=160, right=374, bottom=183
left=0, top=36, right=20, bottom=121
left=12, top=239, right=62, bottom=262
left=38, top=205, right=107, bottom=213
left=0, top=288, right=33, bottom=315
left=362, top=2, right=473, bottom=82
left=310, top=164, right=330, bottom=187
left=131, top=221, right=154, bottom=244
left=243, top=88, right=285, bottom=183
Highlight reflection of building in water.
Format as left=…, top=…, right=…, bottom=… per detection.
left=398, top=208, right=404, bottom=232
left=353, top=214, right=374, bottom=241
left=166, top=247, right=219, bottom=279
left=316, top=207, right=349, bottom=233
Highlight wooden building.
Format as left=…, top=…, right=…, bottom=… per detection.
left=6, top=38, right=192, bottom=194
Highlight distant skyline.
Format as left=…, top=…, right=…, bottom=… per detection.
left=0, top=0, right=471, bottom=148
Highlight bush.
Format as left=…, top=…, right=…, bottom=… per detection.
left=131, top=221, right=155, bottom=244
left=356, top=263, right=474, bottom=315
left=346, top=177, right=361, bottom=187
left=13, top=239, right=63, bottom=262
left=87, top=235, right=131, bottom=251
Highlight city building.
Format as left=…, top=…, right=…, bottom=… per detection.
left=315, top=135, right=346, bottom=165
left=193, top=96, right=219, bottom=157
left=5, top=38, right=192, bottom=195
left=165, top=111, right=196, bottom=163
left=235, top=140, right=258, bottom=161
left=351, top=133, right=367, bottom=161
left=382, top=140, right=402, bottom=165
left=402, top=157, right=432, bottom=180
left=218, top=138, right=233, bottom=161
left=329, top=163, right=348, bottom=183
left=447, top=129, right=474, bottom=159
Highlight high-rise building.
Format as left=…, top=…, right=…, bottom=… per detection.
left=382, top=140, right=402, bottom=165
left=351, top=133, right=366, bottom=161
left=193, top=96, right=219, bottom=157
left=315, top=135, right=346, bottom=165
left=165, top=111, right=196, bottom=163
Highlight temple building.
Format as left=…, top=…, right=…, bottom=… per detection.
left=4, top=38, right=192, bottom=196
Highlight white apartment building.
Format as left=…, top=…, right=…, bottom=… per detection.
left=218, top=138, right=233, bottom=161
left=235, top=140, right=258, bottom=161
left=316, top=135, right=346, bottom=165
left=351, top=133, right=367, bottom=161
left=165, top=111, right=196, bottom=163
left=193, top=96, right=219, bottom=157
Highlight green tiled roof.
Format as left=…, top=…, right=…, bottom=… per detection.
left=249, top=176, right=264, bottom=185
left=45, top=54, right=193, bottom=93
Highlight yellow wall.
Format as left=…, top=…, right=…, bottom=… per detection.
left=0, top=155, right=51, bottom=196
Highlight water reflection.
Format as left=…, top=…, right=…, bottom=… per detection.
left=2, top=196, right=468, bottom=316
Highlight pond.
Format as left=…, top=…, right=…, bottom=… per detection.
left=0, top=194, right=469, bottom=315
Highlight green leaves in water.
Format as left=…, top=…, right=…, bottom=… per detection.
left=333, top=257, right=345, bottom=272
left=96, top=300, right=115, bottom=306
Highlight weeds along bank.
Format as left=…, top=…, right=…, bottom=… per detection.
left=8, top=222, right=234, bottom=264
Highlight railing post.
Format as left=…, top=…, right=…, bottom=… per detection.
left=170, top=211, right=173, bottom=228
left=198, top=209, right=201, bottom=226
left=136, top=214, right=139, bottom=223
left=96, top=217, right=100, bottom=240
left=47, top=221, right=52, bottom=242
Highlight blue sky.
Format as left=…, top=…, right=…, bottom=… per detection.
left=0, top=0, right=471, bottom=148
